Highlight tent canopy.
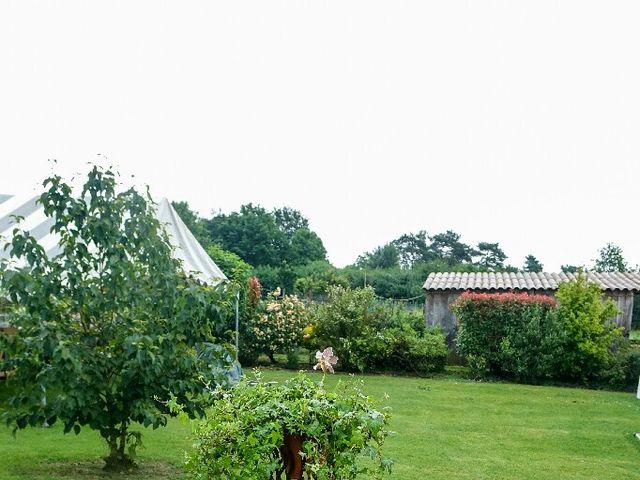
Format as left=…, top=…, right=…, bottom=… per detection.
left=0, top=194, right=226, bottom=285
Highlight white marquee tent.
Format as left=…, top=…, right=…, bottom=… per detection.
left=0, top=193, right=227, bottom=284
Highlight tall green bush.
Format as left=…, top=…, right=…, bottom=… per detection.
left=308, top=286, right=446, bottom=374
left=452, top=292, right=559, bottom=380
left=554, top=273, right=622, bottom=381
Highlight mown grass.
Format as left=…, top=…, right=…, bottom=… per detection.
left=1, top=370, right=640, bottom=479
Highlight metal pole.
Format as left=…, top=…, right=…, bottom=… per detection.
left=235, top=291, right=240, bottom=361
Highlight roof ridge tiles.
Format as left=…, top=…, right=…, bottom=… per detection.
left=423, top=271, right=640, bottom=292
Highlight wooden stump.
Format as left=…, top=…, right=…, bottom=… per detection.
left=279, top=433, right=305, bottom=480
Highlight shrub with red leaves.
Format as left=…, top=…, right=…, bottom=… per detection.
left=454, top=291, right=556, bottom=308
left=452, top=290, right=560, bottom=380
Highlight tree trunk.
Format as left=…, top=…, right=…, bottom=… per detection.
left=279, top=433, right=305, bottom=480
left=103, top=424, right=135, bottom=472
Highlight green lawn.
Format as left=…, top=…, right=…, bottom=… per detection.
left=2, top=371, right=640, bottom=479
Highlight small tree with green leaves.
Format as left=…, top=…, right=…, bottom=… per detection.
left=593, top=243, right=629, bottom=272
left=523, top=254, right=543, bottom=273
left=0, top=167, right=232, bottom=471
left=555, top=272, right=622, bottom=381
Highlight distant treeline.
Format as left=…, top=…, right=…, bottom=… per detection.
left=173, top=201, right=634, bottom=301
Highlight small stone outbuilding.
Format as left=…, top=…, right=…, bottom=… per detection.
left=423, top=271, right=640, bottom=339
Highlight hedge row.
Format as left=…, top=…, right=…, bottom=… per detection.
left=452, top=274, right=640, bottom=388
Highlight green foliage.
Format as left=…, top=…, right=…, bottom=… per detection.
left=185, top=371, right=392, bottom=480
left=633, top=294, right=640, bottom=329
left=454, top=275, right=627, bottom=385
left=600, top=338, right=640, bottom=390
left=342, top=259, right=506, bottom=300
left=497, top=303, right=565, bottom=381
left=206, top=243, right=253, bottom=284
left=371, top=325, right=447, bottom=375
left=0, top=167, right=232, bottom=470
left=554, top=272, right=622, bottom=380
left=209, top=204, right=326, bottom=270
left=453, top=293, right=560, bottom=380
left=356, top=244, right=400, bottom=269
left=205, top=244, right=257, bottom=357
left=593, top=243, right=629, bottom=272
left=209, top=203, right=284, bottom=267
left=308, top=286, right=446, bottom=374
left=288, top=228, right=327, bottom=266
left=357, top=231, right=512, bottom=273
left=561, top=264, right=579, bottom=273
left=391, top=231, right=432, bottom=269
left=342, top=266, right=425, bottom=299
left=273, top=206, right=309, bottom=236
left=294, top=260, right=349, bottom=297
left=254, top=263, right=298, bottom=294
left=523, top=254, right=543, bottom=273
left=428, top=230, right=475, bottom=265
left=475, top=242, right=506, bottom=270
left=348, top=231, right=517, bottom=300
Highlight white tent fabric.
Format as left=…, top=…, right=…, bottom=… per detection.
left=155, top=198, right=226, bottom=284
left=0, top=194, right=226, bottom=285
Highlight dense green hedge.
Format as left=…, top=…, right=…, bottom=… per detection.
left=308, top=286, right=447, bottom=375
left=452, top=276, right=640, bottom=388
left=452, top=292, right=559, bottom=380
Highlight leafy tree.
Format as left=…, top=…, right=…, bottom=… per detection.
left=355, top=243, right=400, bottom=269
left=253, top=264, right=298, bottom=295
left=428, top=230, right=475, bottom=265
left=555, top=272, right=622, bottom=380
left=273, top=206, right=309, bottom=237
left=209, top=203, right=285, bottom=267
left=391, top=231, right=432, bottom=268
left=209, top=204, right=326, bottom=268
left=0, top=167, right=231, bottom=471
left=561, top=264, right=579, bottom=274
left=474, top=242, right=507, bottom=270
left=171, top=200, right=211, bottom=247
left=287, top=228, right=326, bottom=265
left=206, top=244, right=253, bottom=285
left=593, top=243, right=629, bottom=272
left=293, top=260, right=349, bottom=297
left=206, top=244, right=255, bottom=343
left=523, top=254, right=544, bottom=273
left=343, top=265, right=425, bottom=299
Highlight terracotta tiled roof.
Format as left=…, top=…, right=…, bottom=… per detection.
left=422, top=271, right=640, bottom=292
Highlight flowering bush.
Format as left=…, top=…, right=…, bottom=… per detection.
left=251, top=292, right=308, bottom=361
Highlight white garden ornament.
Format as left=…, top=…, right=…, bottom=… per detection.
left=314, top=347, right=339, bottom=374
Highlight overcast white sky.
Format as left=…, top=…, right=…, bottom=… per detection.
left=1, top=1, right=639, bottom=270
